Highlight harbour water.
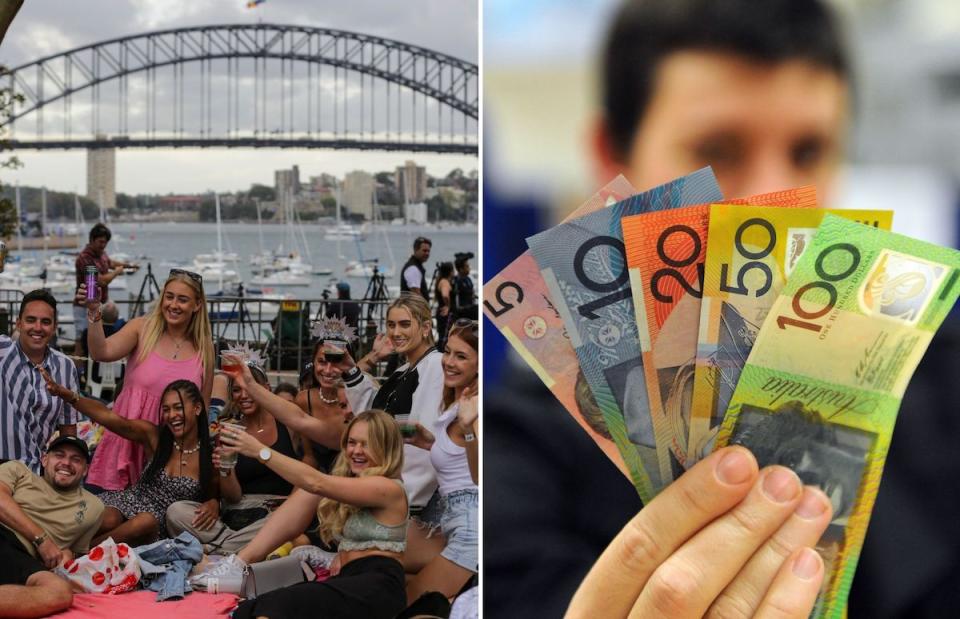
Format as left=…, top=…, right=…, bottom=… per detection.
left=7, top=220, right=478, bottom=304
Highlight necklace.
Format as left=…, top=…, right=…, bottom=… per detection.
left=174, top=440, right=201, bottom=466
left=168, top=332, right=188, bottom=360
left=318, top=388, right=339, bottom=405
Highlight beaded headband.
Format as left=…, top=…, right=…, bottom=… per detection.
left=310, top=316, right=358, bottom=348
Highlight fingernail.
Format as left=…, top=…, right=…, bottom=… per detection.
left=715, top=448, right=754, bottom=485
left=795, top=488, right=829, bottom=520
left=762, top=467, right=801, bottom=503
left=792, top=548, right=822, bottom=580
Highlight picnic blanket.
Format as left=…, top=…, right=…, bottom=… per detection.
left=53, top=591, right=239, bottom=618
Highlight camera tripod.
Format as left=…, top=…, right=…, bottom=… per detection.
left=130, top=263, right=162, bottom=318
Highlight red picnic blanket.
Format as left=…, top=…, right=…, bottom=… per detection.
left=51, top=590, right=239, bottom=618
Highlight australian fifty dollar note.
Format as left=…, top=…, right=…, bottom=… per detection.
left=715, top=214, right=960, bottom=618
left=483, top=175, right=637, bottom=477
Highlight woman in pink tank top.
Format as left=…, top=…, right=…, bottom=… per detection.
left=83, top=270, right=214, bottom=490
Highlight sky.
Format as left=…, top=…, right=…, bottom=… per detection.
left=0, top=0, right=478, bottom=195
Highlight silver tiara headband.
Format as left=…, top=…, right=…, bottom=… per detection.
left=224, top=342, right=264, bottom=368
left=311, top=316, right=358, bottom=345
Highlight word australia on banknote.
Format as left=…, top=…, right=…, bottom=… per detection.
left=483, top=175, right=637, bottom=477
left=621, top=187, right=818, bottom=472
left=715, top=215, right=960, bottom=618
left=689, top=206, right=894, bottom=464
left=526, top=167, right=722, bottom=501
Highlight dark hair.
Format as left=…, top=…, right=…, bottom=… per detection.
left=413, top=236, right=432, bottom=250
left=18, top=289, right=58, bottom=321
left=601, top=0, right=850, bottom=161
left=273, top=382, right=299, bottom=399
left=89, top=223, right=112, bottom=243
left=142, top=380, right=215, bottom=500
left=437, top=261, right=454, bottom=281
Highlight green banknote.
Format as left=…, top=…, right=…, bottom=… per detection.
left=715, top=214, right=960, bottom=618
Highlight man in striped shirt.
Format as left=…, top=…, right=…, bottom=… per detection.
left=1, top=289, right=79, bottom=474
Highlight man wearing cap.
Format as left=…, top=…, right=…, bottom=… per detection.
left=0, top=435, right=104, bottom=617
left=1, top=289, right=80, bottom=474
left=400, top=236, right=431, bottom=298
left=326, top=281, right=361, bottom=331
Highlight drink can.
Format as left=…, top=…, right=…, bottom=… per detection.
left=85, top=265, right=98, bottom=301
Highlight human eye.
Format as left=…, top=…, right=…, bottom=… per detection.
left=792, top=136, right=828, bottom=170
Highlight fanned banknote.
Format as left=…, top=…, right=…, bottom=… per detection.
left=715, top=215, right=960, bottom=617
left=526, top=168, right=723, bottom=500
left=689, top=206, right=894, bottom=463
left=483, top=175, right=637, bottom=477
left=622, top=187, right=818, bottom=470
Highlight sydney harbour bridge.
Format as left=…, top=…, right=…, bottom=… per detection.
left=1, top=23, right=478, bottom=154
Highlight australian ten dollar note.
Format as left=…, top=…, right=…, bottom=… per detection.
left=715, top=215, right=960, bottom=617
left=622, top=187, right=818, bottom=471
left=526, top=168, right=722, bottom=500
left=689, top=206, right=894, bottom=463
left=483, top=175, right=637, bottom=477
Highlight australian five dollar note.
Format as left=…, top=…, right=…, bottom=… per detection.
left=715, top=215, right=960, bottom=617
left=482, top=175, right=637, bottom=477
left=526, top=168, right=723, bottom=500
left=621, top=187, right=818, bottom=472
left=688, top=205, right=894, bottom=463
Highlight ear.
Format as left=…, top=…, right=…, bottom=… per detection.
left=588, top=114, right=629, bottom=186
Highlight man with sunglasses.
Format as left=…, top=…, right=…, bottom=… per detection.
left=400, top=237, right=432, bottom=298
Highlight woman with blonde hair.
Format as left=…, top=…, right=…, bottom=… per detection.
left=221, top=409, right=408, bottom=619
left=81, top=269, right=214, bottom=491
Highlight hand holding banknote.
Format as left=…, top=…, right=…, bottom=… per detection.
left=566, top=446, right=833, bottom=619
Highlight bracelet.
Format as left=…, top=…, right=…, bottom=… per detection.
left=88, top=309, right=102, bottom=324
left=70, top=391, right=80, bottom=405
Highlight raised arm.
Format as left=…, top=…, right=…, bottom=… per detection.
left=86, top=308, right=143, bottom=363
left=219, top=428, right=403, bottom=509
left=458, top=387, right=479, bottom=485
left=41, top=368, right=156, bottom=450
left=225, top=355, right=337, bottom=443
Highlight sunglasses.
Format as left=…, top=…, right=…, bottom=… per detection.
left=451, top=318, right=478, bottom=331
left=169, top=268, right=203, bottom=285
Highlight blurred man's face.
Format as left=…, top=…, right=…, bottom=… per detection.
left=597, top=51, right=849, bottom=201
left=90, top=236, right=109, bottom=255
left=414, top=242, right=431, bottom=262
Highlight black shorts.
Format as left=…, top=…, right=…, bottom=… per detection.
left=0, top=525, right=45, bottom=586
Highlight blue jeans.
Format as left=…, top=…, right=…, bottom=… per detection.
left=134, top=531, right=203, bottom=601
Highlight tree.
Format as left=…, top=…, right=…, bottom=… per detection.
left=374, top=171, right=395, bottom=186
left=0, top=1, right=24, bottom=239
left=249, top=183, right=275, bottom=201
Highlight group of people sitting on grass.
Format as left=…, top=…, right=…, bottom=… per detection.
left=0, top=268, right=478, bottom=619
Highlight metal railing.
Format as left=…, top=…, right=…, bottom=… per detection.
left=0, top=289, right=393, bottom=381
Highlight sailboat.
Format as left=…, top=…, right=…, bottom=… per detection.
left=343, top=186, right=396, bottom=279
left=191, top=193, right=240, bottom=292
left=249, top=191, right=312, bottom=287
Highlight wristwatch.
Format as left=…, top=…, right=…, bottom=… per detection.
left=32, top=532, right=47, bottom=548
left=463, top=431, right=476, bottom=442
left=258, top=447, right=272, bottom=463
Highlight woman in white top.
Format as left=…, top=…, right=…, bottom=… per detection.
left=337, top=293, right=445, bottom=515
left=405, top=318, right=479, bottom=603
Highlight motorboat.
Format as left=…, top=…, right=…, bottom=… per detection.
left=344, top=260, right=395, bottom=279
left=324, top=223, right=367, bottom=241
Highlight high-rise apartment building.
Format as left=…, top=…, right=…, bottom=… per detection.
left=395, top=160, right=427, bottom=204
left=343, top=170, right=375, bottom=220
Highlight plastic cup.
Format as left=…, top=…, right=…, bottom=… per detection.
left=218, top=421, right=246, bottom=476
left=395, top=414, right=416, bottom=437
left=220, top=353, right=244, bottom=377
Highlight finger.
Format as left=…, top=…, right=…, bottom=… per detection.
left=708, top=486, right=833, bottom=618
left=754, top=548, right=824, bottom=619
left=630, top=466, right=803, bottom=619
left=567, top=447, right=758, bottom=618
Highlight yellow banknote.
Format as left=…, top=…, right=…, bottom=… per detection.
left=716, top=215, right=960, bottom=617
left=689, top=206, right=893, bottom=463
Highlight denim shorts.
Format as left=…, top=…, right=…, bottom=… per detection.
left=439, top=488, right=478, bottom=572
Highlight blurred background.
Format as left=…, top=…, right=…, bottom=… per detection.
left=483, top=0, right=960, bottom=379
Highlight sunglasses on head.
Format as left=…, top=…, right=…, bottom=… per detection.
left=450, top=318, right=478, bottom=334
left=169, top=268, right=203, bottom=285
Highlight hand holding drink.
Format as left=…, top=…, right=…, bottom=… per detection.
left=217, top=420, right=246, bottom=475
left=395, top=414, right=416, bottom=437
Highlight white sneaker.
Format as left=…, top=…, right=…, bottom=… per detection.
left=190, top=554, right=248, bottom=593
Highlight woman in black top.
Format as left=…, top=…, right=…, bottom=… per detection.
left=295, top=340, right=355, bottom=473
left=434, top=261, right=454, bottom=352
left=165, top=362, right=303, bottom=555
